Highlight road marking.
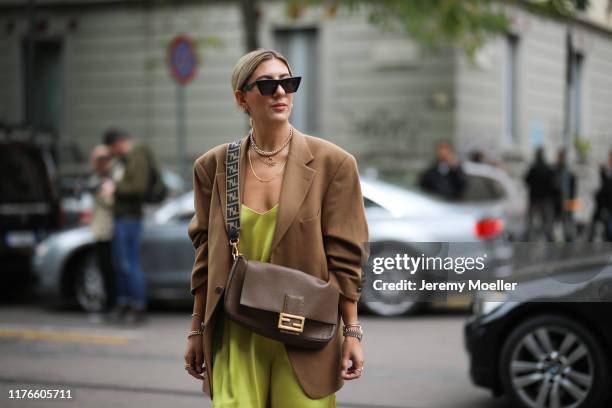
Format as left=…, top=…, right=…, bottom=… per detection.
left=0, top=328, right=131, bottom=345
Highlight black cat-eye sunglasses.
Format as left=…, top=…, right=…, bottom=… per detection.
left=242, top=76, right=302, bottom=96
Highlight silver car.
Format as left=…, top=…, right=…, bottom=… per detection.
left=32, top=177, right=505, bottom=316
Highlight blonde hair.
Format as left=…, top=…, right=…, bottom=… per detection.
left=231, top=49, right=293, bottom=93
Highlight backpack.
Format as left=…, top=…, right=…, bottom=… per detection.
left=144, top=148, right=168, bottom=204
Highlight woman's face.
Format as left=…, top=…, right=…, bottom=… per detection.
left=236, top=58, right=294, bottom=126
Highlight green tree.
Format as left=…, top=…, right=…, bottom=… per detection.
left=241, top=0, right=260, bottom=51
left=281, top=0, right=590, bottom=57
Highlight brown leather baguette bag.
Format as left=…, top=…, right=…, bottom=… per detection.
left=222, top=139, right=339, bottom=350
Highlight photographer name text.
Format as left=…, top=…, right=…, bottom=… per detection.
left=372, top=279, right=517, bottom=292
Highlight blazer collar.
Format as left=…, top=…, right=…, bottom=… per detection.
left=216, top=128, right=316, bottom=250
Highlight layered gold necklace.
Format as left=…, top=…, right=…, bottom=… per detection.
left=248, top=127, right=292, bottom=183
left=248, top=149, right=287, bottom=183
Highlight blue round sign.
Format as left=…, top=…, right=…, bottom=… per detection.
left=168, top=35, right=198, bottom=85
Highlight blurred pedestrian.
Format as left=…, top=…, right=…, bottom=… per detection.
left=551, top=149, right=578, bottom=242
left=588, top=164, right=609, bottom=241
left=467, top=149, right=503, bottom=168
left=103, top=128, right=154, bottom=324
left=468, top=149, right=485, bottom=163
left=419, top=140, right=467, bottom=200
left=594, top=150, right=612, bottom=241
left=88, top=144, right=117, bottom=312
left=523, top=148, right=555, bottom=241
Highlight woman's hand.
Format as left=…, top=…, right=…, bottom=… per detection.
left=340, top=337, right=364, bottom=380
left=184, top=334, right=205, bottom=380
left=99, top=179, right=116, bottom=197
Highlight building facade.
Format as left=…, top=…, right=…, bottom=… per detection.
left=1, top=0, right=611, bottom=217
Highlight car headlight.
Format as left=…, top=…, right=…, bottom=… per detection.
left=34, top=242, right=51, bottom=260
left=472, top=291, right=509, bottom=316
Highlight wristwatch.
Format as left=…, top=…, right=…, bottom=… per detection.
left=342, top=324, right=363, bottom=342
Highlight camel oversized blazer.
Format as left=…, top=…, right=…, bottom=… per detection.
left=187, top=129, right=369, bottom=399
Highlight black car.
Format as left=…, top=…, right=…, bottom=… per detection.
left=465, top=261, right=612, bottom=408
left=0, top=132, right=62, bottom=282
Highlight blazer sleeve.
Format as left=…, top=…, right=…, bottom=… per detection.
left=187, top=159, right=213, bottom=296
left=321, top=155, right=369, bottom=302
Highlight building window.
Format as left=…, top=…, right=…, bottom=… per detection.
left=504, top=34, right=519, bottom=145
left=22, top=39, right=64, bottom=134
left=274, top=28, right=319, bottom=134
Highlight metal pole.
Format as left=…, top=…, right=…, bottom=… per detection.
left=562, top=28, right=574, bottom=240
left=176, top=83, right=187, bottom=181
left=26, top=0, right=36, bottom=139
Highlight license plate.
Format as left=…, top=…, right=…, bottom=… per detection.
left=5, top=231, right=37, bottom=248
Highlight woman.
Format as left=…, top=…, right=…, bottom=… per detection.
left=183, top=49, right=369, bottom=407
left=88, top=144, right=117, bottom=312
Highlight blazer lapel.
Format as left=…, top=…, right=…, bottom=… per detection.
left=271, top=129, right=315, bottom=251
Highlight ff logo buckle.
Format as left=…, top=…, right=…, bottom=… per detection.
left=278, top=312, right=305, bottom=333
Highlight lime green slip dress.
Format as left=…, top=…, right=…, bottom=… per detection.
left=212, top=204, right=336, bottom=408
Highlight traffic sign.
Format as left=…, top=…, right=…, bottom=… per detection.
left=168, top=35, right=198, bottom=85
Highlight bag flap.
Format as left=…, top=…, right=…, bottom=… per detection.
left=239, top=261, right=338, bottom=325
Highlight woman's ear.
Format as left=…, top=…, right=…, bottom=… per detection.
left=234, top=90, right=249, bottom=114
left=234, top=89, right=245, bottom=105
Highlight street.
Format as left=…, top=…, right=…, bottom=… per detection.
left=0, top=302, right=512, bottom=408
left=2, top=0, right=611, bottom=407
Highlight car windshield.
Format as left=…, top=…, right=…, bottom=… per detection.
left=360, top=176, right=449, bottom=218
left=364, top=166, right=505, bottom=203
left=0, top=143, right=52, bottom=203
left=363, top=167, right=452, bottom=201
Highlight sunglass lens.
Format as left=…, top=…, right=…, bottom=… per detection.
left=256, top=80, right=278, bottom=96
left=281, top=77, right=301, bottom=93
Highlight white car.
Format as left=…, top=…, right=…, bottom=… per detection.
left=33, top=176, right=507, bottom=316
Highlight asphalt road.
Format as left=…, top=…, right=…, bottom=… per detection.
left=0, top=304, right=512, bottom=408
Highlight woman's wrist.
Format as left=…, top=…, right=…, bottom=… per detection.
left=343, top=324, right=363, bottom=342
left=188, top=321, right=205, bottom=338
left=190, top=312, right=203, bottom=330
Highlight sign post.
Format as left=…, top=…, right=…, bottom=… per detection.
left=168, top=35, right=198, bottom=181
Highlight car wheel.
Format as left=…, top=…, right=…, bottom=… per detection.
left=500, top=314, right=611, bottom=408
left=360, top=245, right=427, bottom=316
left=74, top=251, right=108, bottom=313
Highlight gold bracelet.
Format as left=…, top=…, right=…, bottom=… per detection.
left=187, top=331, right=202, bottom=338
left=191, top=312, right=202, bottom=317
left=187, top=322, right=205, bottom=338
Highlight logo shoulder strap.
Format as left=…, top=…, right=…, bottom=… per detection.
left=226, top=140, right=241, bottom=245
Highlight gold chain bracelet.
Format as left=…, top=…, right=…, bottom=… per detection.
left=187, top=322, right=205, bottom=339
